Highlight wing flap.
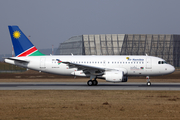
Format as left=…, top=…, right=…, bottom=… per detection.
left=57, top=59, right=120, bottom=76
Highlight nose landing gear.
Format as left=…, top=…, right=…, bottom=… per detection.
left=146, top=76, right=151, bottom=86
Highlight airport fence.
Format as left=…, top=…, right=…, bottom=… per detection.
left=0, top=62, right=26, bottom=73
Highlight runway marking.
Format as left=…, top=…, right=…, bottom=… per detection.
left=0, top=82, right=180, bottom=90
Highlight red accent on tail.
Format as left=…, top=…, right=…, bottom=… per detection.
left=17, top=46, right=37, bottom=57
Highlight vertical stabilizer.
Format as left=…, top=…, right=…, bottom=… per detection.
left=8, top=26, right=45, bottom=57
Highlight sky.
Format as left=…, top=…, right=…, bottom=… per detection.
left=0, top=0, right=180, bottom=54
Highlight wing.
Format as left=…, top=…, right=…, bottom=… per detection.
left=62, top=61, right=111, bottom=75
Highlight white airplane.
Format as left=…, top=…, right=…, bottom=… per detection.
left=5, top=26, right=175, bottom=86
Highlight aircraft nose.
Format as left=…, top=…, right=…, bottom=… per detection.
left=168, top=65, right=175, bottom=74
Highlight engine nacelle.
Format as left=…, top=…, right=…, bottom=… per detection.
left=71, top=70, right=87, bottom=76
left=103, top=71, right=127, bottom=82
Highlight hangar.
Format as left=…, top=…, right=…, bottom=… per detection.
left=56, top=34, right=180, bottom=67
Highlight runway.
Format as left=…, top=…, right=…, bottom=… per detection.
left=0, top=82, right=180, bottom=90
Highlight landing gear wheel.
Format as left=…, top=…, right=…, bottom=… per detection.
left=87, top=80, right=93, bottom=86
left=92, top=80, right=98, bottom=86
left=147, top=82, right=151, bottom=86
left=146, top=76, right=151, bottom=86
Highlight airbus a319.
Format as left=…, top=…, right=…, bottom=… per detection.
left=5, top=26, right=175, bottom=86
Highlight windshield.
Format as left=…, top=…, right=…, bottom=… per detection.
left=158, top=61, right=167, bottom=64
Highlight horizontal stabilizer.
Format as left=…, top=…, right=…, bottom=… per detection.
left=5, top=57, right=29, bottom=63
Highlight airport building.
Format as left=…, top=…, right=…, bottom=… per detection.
left=56, top=34, right=180, bottom=67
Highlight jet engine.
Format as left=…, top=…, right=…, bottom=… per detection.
left=103, top=71, right=128, bottom=82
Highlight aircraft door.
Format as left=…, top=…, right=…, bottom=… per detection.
left=40, top=58, right=46, bottom=69
left=146, top=58, right=152, bottom=69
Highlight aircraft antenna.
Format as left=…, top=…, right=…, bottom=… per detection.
left=52, top=45, right=54, bottom=55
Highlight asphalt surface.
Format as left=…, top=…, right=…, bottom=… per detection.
left=0, top=82, right=180, bottom=90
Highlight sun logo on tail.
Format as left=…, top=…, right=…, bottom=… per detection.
left=13, top=31, right=21, bottom=39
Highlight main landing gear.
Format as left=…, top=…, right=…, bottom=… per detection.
left=87, top=79, right=98, bottom=86
left=146, top=76, right=151, bottom=86
left=87, top=75, right=98, bottom=86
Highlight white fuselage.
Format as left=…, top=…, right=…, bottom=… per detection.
left=5, top=55, right=175, bottom=77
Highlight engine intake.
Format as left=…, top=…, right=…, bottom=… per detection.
left=103, top=71, right=128, bottom=82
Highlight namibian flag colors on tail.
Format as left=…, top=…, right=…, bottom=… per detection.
left=8, top=26, right=45, bottom=57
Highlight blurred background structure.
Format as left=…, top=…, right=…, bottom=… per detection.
left=56, top=34, right=180, bottom=67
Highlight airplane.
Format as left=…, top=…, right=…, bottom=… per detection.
left=5, top=26, right=175, bottom=86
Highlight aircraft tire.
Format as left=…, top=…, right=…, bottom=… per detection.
left=147, top=82, right=151, bottom=86
left=92, top=80, right=98, bottom=86
left=87, top=80, right=93, bottom=86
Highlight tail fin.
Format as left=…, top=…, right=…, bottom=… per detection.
left=8, top=26, right=45, bottom=57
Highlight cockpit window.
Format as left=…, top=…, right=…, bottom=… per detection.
left=163, top=61, right=167, bottom=64
left=158, top=61, right=167, bottom=64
